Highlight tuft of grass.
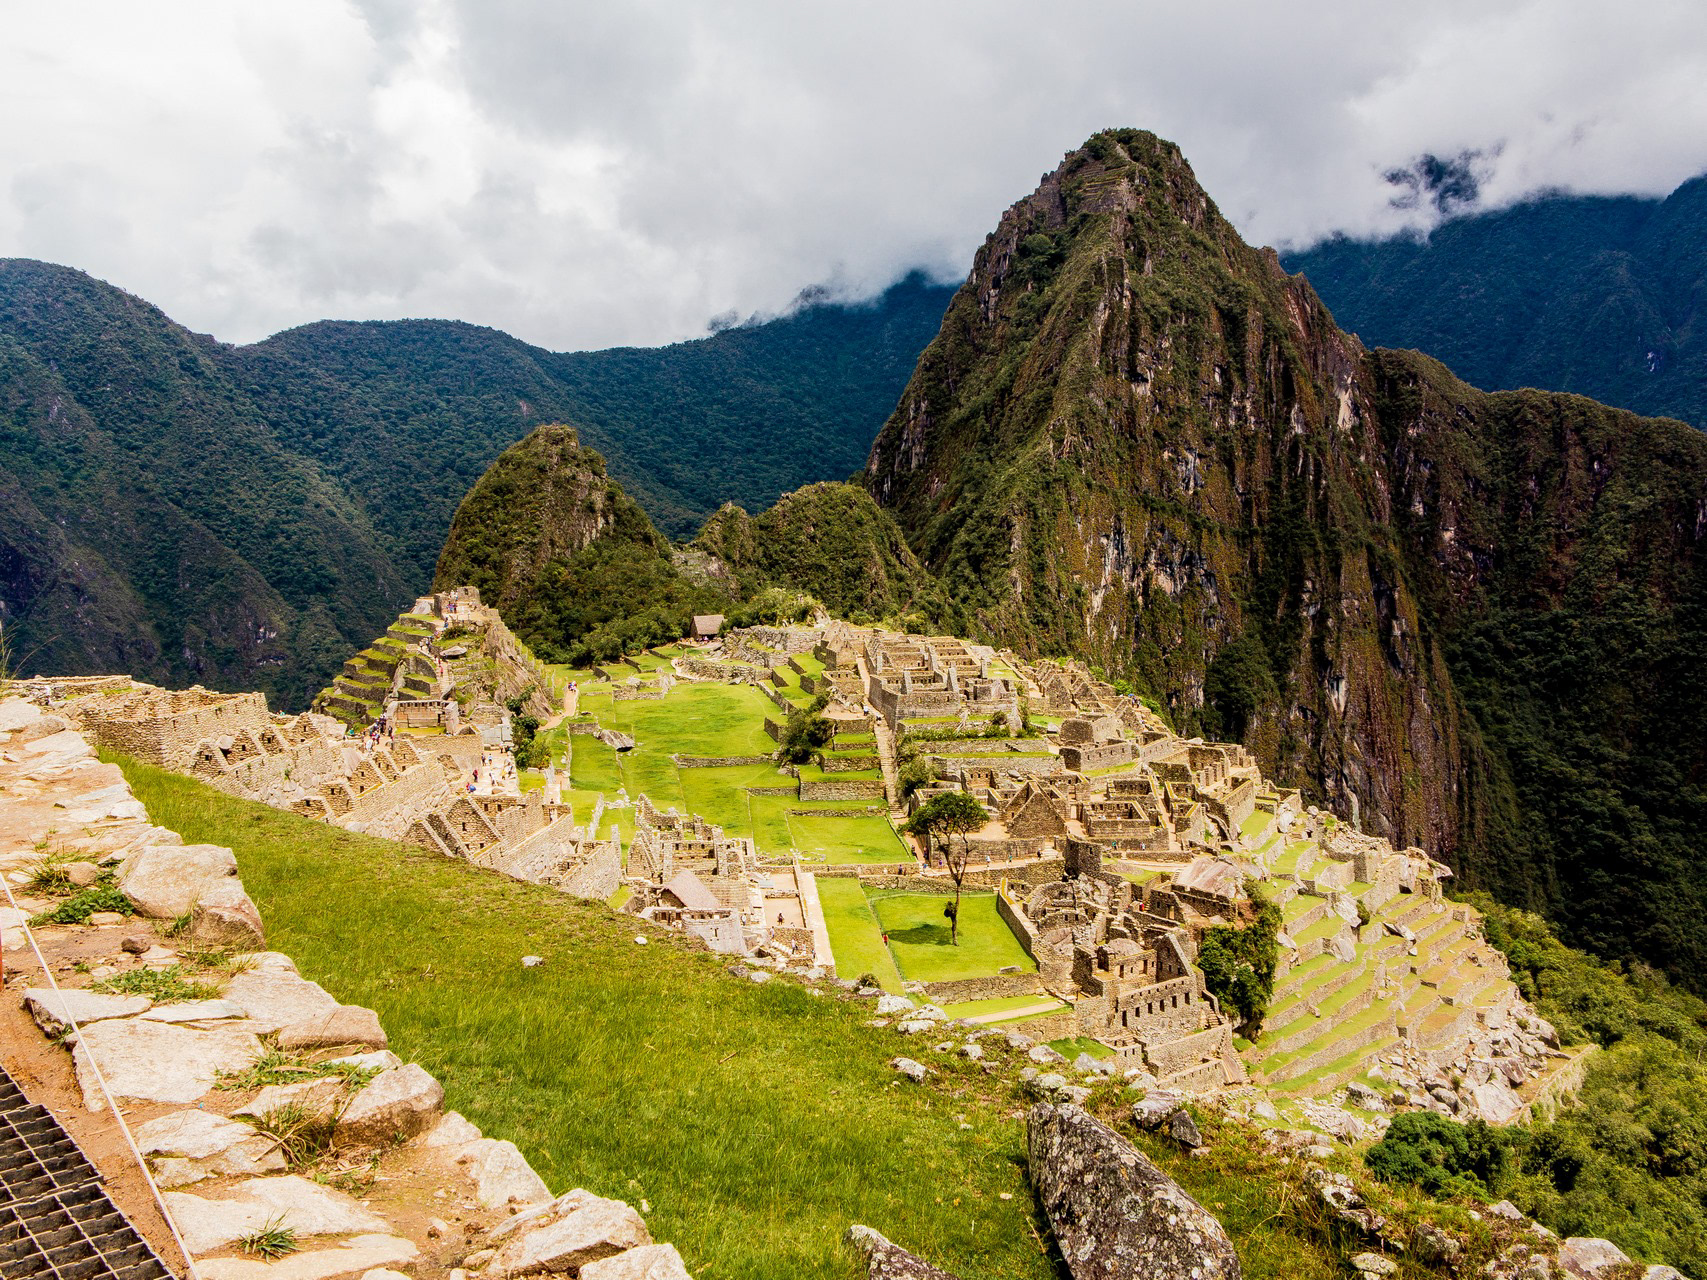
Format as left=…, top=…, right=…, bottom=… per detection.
left=30, top=884, right=132, bottom=926
left=216, top=1049, right=379, bottom=1092
left=251, top=1102, right=337, bottom=1170
left=91, top=964, right=220, bottom=1003
left=237, top=1217, right=299, bottom=1260
left=27, top=852, right=78, bottom=895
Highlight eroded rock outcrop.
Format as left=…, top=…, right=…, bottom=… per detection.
left=1027, top=1102, right=1241, bottom=1280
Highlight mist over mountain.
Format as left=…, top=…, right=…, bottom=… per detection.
left=1285, top=175, right=1707, bottom=431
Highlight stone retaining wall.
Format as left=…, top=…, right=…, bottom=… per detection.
left=798, top=775, right=884, bottom=801
left=921, top=972, right=1044, bottom=1003
left=674, top=754, right=778, bottom=768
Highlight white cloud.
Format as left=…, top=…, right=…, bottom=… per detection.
left=1, top=0, right=1703, bottom=349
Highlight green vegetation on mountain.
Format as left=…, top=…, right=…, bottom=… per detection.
left=433, top=424, right=728, bottom=666
left=1285, top=177, right=1707, bottom=431
left=220, top=271, right=955, bottom=562
left=0, top=260, right=950, bottom=701
left=0, top=260, right=402, bottom=708
left=865, top=129, right=1707, bottom=991
left=691, top=483, right=941, bottom=621
left=1364, top=895, right=1707, bottom=1274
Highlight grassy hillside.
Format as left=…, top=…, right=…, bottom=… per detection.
left=113, top=754, right=1055, bottom=1279
left=113, top=754, right=1365, bottom=1280
left=1285, top=176, right=1707, bottom=431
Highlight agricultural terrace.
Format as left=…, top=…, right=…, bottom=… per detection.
left=542, top=658, right=907, bottom=865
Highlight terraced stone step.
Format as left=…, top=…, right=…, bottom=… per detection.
left=1269, top=1030, right=1406, bottom=1095
left=1259, top=959, right=1383, bottom=1056
left=1270, top=954, right=1371, bottom=1020
left=1273, top=950, right=1338, bottom=1001
left=1260, top=1000, right=1400, bottom=1084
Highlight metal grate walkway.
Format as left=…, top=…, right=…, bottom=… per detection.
left=0, top=1064, right=175, bottom=1280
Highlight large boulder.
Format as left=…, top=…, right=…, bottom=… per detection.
left=1027, top=1103, right=1241, bottom=1280
left=846, top=1225, right=963, bottom=1278
left=117, top=844, right=240, bottom=919
left=333, top=1064, right=444, bottom=1146
left=1558, top=1239, right=1632, bottom=1279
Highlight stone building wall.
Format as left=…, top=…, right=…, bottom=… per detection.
left=79, top=689, right=271, bottom=770
left=798, top=775, right=884, bottom=801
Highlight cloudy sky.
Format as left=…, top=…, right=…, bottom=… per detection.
left=4, top=1, right=1704, bottom=351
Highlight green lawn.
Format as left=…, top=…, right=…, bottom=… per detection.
left=1048, top=1037, right=1113, bottom=1061
left=816, top=876, right=903, bottom=993
left=115, top=759, right=1052, bottom=1280
left=941, top=995, right=1062, bottom=1020
left=789, top=814, right=909, bottom=865
left=868, top=891, right=1036, bottom=984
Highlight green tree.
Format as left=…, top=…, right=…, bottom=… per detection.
left=906, top=790, right=987, bottom=945
left=777, top=702, right=835, bottom=765
left=1195, top=886, right=1281, bottom=1036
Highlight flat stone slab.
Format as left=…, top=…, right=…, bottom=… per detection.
left=224, top=967, right=340, bottom=1033
left=134, top=1110, right=286, bottom=1187
left=276, top=1005, right=387, bottom=1051
left=70, top=1019, right=263, bottom=1110
left=194, top=1234, right=418, bottom=1280
left=25, top=987, right=153, bottom=1036
left=164, top=1174, right=391, bottom=1254
left=138, top=999, right=250, bottom=1023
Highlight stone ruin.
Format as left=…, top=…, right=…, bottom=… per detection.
left=622, top=797, right=817, bottom=964
left=30, top=593, right=622, bottom=905
left=1000, top=874, right=1247, bottom=1089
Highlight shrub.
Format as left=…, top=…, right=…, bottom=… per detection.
left=1366, top=1111, right=1510, bottom=1200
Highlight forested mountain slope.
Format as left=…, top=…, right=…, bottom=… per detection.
left=0, top=261, right=952, bottom=700
left=865, top=129, right=1707, bottom=986
left=1285, top=177, right=1707, bottom=430
left=0, top=260, right=403, bottom=707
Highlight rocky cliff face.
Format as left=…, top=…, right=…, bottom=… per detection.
left=865, top=130, right=1468, bottom=854
left=866, top=130, right=1707, bottom=983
